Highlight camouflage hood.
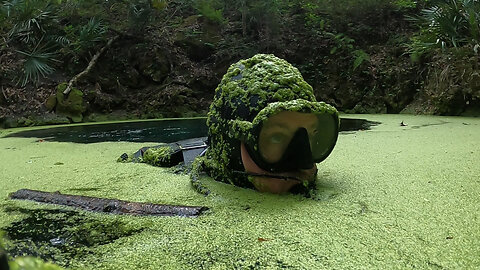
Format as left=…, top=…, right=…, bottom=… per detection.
left=204, top=54, right=338, bottom=189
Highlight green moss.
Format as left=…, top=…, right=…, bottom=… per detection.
left=45, top=96, right=57, bottom=112
left=55, top=83, right=86, bottom=123
left=3, top=207, right=142, bottom=268
left=143, top=146, right=173, bottom=167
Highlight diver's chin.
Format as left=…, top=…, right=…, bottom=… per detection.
left=240, top=142, right=317, bottom=194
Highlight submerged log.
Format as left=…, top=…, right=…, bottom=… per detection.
left=9, top=189, right=208, bottom=217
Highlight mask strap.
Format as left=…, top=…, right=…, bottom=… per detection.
left=232, top=170, right=302, bottom=182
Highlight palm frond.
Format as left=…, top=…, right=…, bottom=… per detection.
left=5, top=0, right=56, bottom=44
left=407, top=0, right=480, bottom=56
left=16, top=39, right=59, bottom=86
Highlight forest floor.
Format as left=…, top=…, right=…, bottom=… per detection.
left=0, top=114, right=479, bottom=269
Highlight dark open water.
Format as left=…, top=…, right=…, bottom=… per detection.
left=5, top=117, right=379, bottom=143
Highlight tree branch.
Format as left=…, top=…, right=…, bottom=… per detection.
left=63, top=35, right=119, bottom=96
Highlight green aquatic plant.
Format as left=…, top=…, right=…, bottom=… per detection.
left=2, top=228, right=64, bottom=270
left=8, top=257, right=64, bottom=270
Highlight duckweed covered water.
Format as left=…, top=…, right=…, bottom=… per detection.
left=0, top=114, right=479, bottom=269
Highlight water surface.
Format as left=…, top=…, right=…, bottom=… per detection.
left=5, top=117, right=379, bottom=143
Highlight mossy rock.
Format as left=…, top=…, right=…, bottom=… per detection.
left=45, top=95, right=57, bottom=112
left=55, top=83, right=86, bottom=123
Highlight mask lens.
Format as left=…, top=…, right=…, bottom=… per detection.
left=309, top=113, right=337, bottom=161
left=258, top=111, right=337, bottom=164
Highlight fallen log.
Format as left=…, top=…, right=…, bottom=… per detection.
left=9, top=189, right=208, bottom=217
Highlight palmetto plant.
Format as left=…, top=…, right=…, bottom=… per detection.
left=4, top=0, right=56, bottom=44
left=3, top=0, right=108, bottom=86
left=16, top=38, right=60, bottom=86
left=407, top=0, right=480, bottom=58
left=70, top=18, right=107, bottom=56
left=3, top=0, right=60, bottom=85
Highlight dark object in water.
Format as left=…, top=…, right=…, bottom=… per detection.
left=339, top=118, right=380, bottom=132
left=9, top=189, right=208, bottom=217
left=130, top=137, right=208, bottom=166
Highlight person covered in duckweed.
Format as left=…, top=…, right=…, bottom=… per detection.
left=191, top=54, right=340, bottom=195
left=125, top=54, right=339, bottom=195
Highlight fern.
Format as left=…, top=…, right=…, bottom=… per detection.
left=195, top=0, right=226, bottom=24
left=353, top=49, right=370, bottom=70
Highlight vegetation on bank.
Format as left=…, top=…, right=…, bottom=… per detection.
left=0, top=0, right=479, bottom=127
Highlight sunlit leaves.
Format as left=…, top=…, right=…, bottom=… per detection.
left=407, top=0, right=480, bottom=58
left=151, top=0, right=167, bottom=10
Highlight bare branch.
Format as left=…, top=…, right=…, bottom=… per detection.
left=63, top=35, right=119, bottom=96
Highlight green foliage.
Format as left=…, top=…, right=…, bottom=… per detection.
left=3, top=0, right=61, bottom=85
left=151, top=0, right=167, bottom=10
left=128, top=0, right=153, bottom=30
left=407, top=0, right=480, bottom=59
left=9, top=257, right=64, bottom=270
left=64, top=17, right=106, bottom=59
left=328, top=32, right=355, bottom=54
left=3, top=0, right=57, bottom=44
left=394, top=0, right=418, bottom=9
left=247, top=0, right=283, bottom=36
left=195, top=0, right=225, bottom=24
left=353, top=49, right=370, bottom=70
left=16, top=40, right=58, bottom=86
left=302, top=2, right=326, bottom=31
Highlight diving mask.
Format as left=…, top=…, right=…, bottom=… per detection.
left=229, top=99, right=339, bottom=173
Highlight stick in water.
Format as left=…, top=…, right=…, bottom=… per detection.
left=9, top=189, right=208, bottom=217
